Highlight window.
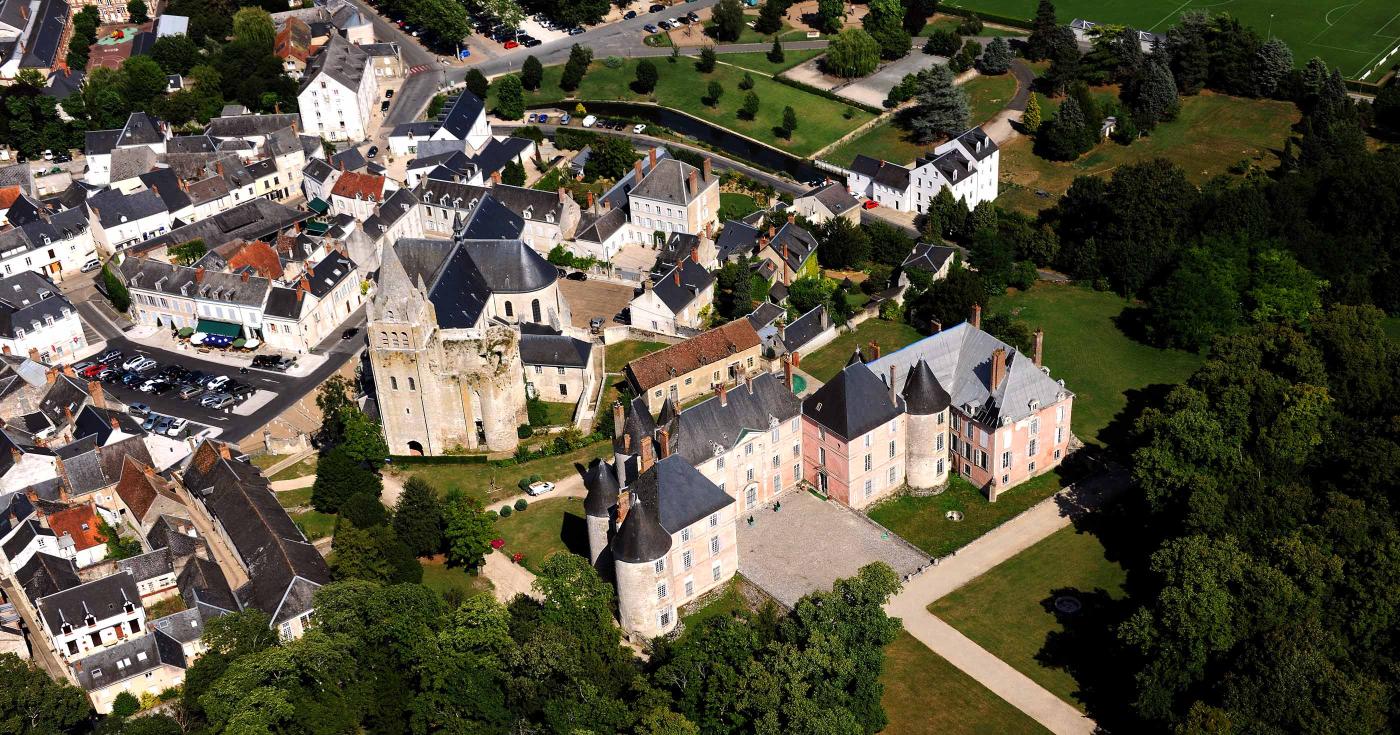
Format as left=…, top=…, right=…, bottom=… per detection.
left=1002, top=474, right=1009, bottom=485
left=713, top=370, right=720, bottom=381
left=680, top=528, right=690, bottom=542
left=531, top=299, right=541, bottom=322
left=717, top=457, right=725, bottom=470
left=408, top=377, right=416, bottom=391
left=746, top=467, right=754, bottom=482
left=864, top=434, right=872, bottom=448
left=1056, top=427, right=1064, bottom=444
left=685, top=579, right=694, bottom=597
left=937, top=412, right=945, bottom=425
left=1054, top=449, right=1062, bottom=460
left=682, top=550, right=692, bottom=570
left=1029, top=461, right=1037, bottom=473
left=709, top=536, right=720, bottom=555
left=792, top=443, right=800, bottom=457
left=1028, top=439, right=1037, bottom=457
left=793, top=463, right=800, bottom=481
left=1030, top=418, right=1040, bottom=436
left=890, top=421, right=897, bottom=434
left=390, top=377, right=398, bottom=390
left=936, top=434, right=944, bottom=451
left=657, top=583, right=668, bottom=600
left=937, top=459, right=945, bottom=475
left=747, top=356, right=754, bottom=367
left=654, top=559, right=665, bottom=573
left=559, top=384, right=567, bottom=396
left=951, top=413, right=960, bottom=431
left=864, top=454, right=872, bottom=472
left=771, top=427, right=780, bottom=442
left=534, top=365, right=542, bottom=374
left=1057, top=405, right=1065, bottom=423
left=771, top=455, right=779, bottom=468
left=744, top=443, right=753, bottom=456
left=888, top=440, right=896, bottom=458
left=660, top=609, right=671, bottom=627
left=864, top=479, right=873, bottom=498
left=712, top=562, right=722, bottom=581
left=557, top=367, right=565, bottom=375
left=889, top=467, right=896, bottom=484
left=684, top=377, right=692, bottom=385
left=1001, top=451, right=1011, bottom=469
left=791, top=418, right=799, bottom=432
left=818, top=447, right=826, bottom=465
left=709, top=513, right=718, bottom=527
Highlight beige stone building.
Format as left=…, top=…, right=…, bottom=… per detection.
left=624, top=318, right=762, bottom=412
left=627, top=154, right=720, bottom=238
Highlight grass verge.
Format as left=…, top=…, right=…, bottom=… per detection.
left=605, top=339, right=670, bottom=372
left=401, top=441, right=612, bottom=506
left=881, top=630, right=1050, bottom=735
left=868, top=471, right=1064, bottom=558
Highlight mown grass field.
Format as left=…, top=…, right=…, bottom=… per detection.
left=605, top=339, right=670, bottom=372
left=493, top=58, right=875, bottom=156
left=401, top=441, right=613, bottom=506
left=493, top=496, right=588, bottom=573
left=989, top=283, right=1204, bottom=447
left=800, top=318, right=924, bottom=382
left=946, top=0, right=1398, bottom=80
left=419, top=557, right=495, bottom=600
left=928, top=524, right=1127, bottom=710
left=720, top=48, right=824, bottom=76
left=868, top=471, right=1065, bottom=558
left=882, top=631, right=1050, bottom=735
left=997, top=91, right=1298, bottom=215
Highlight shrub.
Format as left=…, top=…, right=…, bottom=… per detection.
left=112, top=692, right=140, bottom=718
left=514, top=499, right=528, bottom=511
left=486, top=510, right=498, bottom=519
left=499, top=505, right=513, bottom=518
left=604, top=56, right=624, bottom=68
left=518, top=424, right=533, bottom=439
left=517, top=477, right=533, bottom=492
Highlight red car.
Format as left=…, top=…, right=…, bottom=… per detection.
left=503, top=39, right=519, bottom=49
left=862, top=200, right=879, bottom=209
left=81, top=363, right=106, bottom=379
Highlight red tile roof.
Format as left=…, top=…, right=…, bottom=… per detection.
left=113, top=455, right=177, bottom=523
left=625, top=320, right=761, bottom=391
left=0, top=186, right=22, bottom=211
left=330, top=171, right=385, bottom=202
left=45, top=502, right=105, bottom=552
left=224, top=240, right=284, bottom=280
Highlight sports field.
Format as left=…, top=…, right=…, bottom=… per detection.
left=945, top=0, right=1400, bottom=80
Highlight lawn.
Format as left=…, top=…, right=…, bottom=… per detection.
left=537, top=401, right=577, bottom=427
left=419, top=557, right=495, bottom=600
left=868, top=471, right=1065, bottom=558
left=800, top=318, right=925, bottom=382
left=270, top=457, right=317, bottom=482
left=948, top=0, right=1398, bottom=80
left=680, top=577, right=750, bottom=630
left=1385, top=316, right=1400, bottom=343
left=919, top=13, right=1025, bottom=37
left=824, top=71, right=1020, bottom=166
left=998, top=91, right=1298, bottom=215
left=881, top=630, right=1049, bottom=735
left=719, top=192, right=761, bottom=221
left=402, top=441, right=613, bottom=506
left=290, top=509, right=337, bottom=541
left=493, top=496, right=588, bottom=573
left=704, top=12, right=818, bottom=44
left=496, top=59, right=874, bottom=156
left=250, top=453, right=287, bottom=470
left=605, top=339, right=670, bottom=372
left=719, top=48, right=824, bottom=76
left=989, top=283, right=1203, bottom=447
left=275, top=486, right=313, bottom=509
left=928, top=524, right=1127, bottom=711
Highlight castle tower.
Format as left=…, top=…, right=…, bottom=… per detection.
left=612, top=395, right=657, bottom=486
left=611, top=464, right=675, bottom=638
left=583, top=457, right=620, bottom=570
left=367, top=245, right=439, bottom=455
left=902, top=357, right=952, bottom=489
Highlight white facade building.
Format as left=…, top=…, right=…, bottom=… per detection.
left=296, top=34, right=376, bottom=143
left=844, top=127, right=999, bottom=214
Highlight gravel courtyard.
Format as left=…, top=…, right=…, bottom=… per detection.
left=737, top=489, right=930, bottom=607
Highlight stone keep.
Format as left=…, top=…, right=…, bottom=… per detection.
left=367, top=248, right=527, bottom=455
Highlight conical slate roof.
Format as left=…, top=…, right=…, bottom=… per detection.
left=611, top=491, right=672, bottom=563
left=902, top=357, right=951, bottom=415
left=613, top=395, right=657, bottom=456
left=846, top=346, right=866, bottom=366
left=582, top=458, right=619, bottom=517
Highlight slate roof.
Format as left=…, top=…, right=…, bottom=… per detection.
left=137, top=168, right=193, bottom=213
left=15, top=551, right=78, bottom=601
left=303, top=157, right=336, bottom=185
left=802, top=355, right=905, bottom=440
left=263, top=286, right=302, bottom=319
left=956, top=127, right=998, bottom=161
left=391, top=236, right=556, bottom=329
left=763, top=221, right=818, bottom=274
left=205, top=113, right=301, bottom=140
left=20, top=0, right=68, bottom=69
left=672, top=372, right=801, bottom=466
left=70, top=631, right=186, bottom=692
left=300, top=33, right=369, bottom=93
left=146, top=515, right=201, bottom=559
left=116, top=113, right=165, bottom=148
left=108, top=147, right=157, bottom=184
left=118, top=257, right=270, bottom=307
left=866, top=322, right=1072, bottom=426
left=0, top=271, right=75, bottom=341
left=2, top=518, right=50, bottom=562
left=798, top=181, right=857, bottom=217
left=85, top=129, right=122, bottom=157
left=782, top=304, right=829, bottom=353
left=86, top=187, right=168, bottom=228
left=116, top=547, right=174, bottom=584
left=329, top=146, right=366, bottom=173
left=582, top=458, right=619, bottom=517
left=307, top=252, right=354, bottom=298
left=438, top=91, right=485, bottom=141
left=916, top=148, right=973, bottom=184
left=490, top=183, right=568, bottom=224
left=715, top=220, right=760, bottom=262
left=902, top=243, right=957, bottom=273
left=614, top=394, right=657, bottom=458
left=465, top=137, right=533, bottom=180
left=647, top=256, right=714, bottom=314
left=576, top=207, right=627, bottom=244
left=746, top=302, right=784, bottom=330
left=362, top=187, right=418, bottom=236
left=849, top=154, right=910, bottom=191
left=0, top=490, right=35, bottom=538
left=519, top=332, right=592, bottom=368
left=177, top=555, right=237, bottom=614
left=390, top=121, right=440, bottom=139
left=38, top=373, right=88, bottom=429
left=629, top=158, right=712, bottom=205
left=611, top=456, right=732, bottom=563
left=626, top=319, right=760, bottom=391
left=151, top=607, right=205, bottom=644
left=37, top=571, right=140, bottom=636
left=131, top=198, right=310, bottom=255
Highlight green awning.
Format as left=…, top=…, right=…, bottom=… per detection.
left=305, top=221, right=329, bottom=235
left=196, top=319, right=242, bottom=337
left=307, top=197, right=329, bottom=214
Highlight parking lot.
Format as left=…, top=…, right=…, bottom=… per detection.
left=558, top=278, right=636, bottom=330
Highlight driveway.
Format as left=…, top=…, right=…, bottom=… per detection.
left=558, top=278, right=635, bottom=329
left=737, top=489, right=928, bottom=608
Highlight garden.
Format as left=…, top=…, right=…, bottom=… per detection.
left=867, top=471, right=1066, bottom=558
left=490, top=496, right=589, bottom=573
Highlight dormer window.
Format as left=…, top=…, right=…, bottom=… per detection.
left=84, top=615, right=96, bottom=627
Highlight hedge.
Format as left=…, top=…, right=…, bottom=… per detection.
left=938, top=5, right=1034, bottom=31
left=388, top=454, right=490, bottom=465
left=770, top=75, right=883, bottom=115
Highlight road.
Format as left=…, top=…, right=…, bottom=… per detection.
left=75, top=297, right=366, bottom=444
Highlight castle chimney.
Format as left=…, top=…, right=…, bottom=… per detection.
left=612, top=401, right=625, bottom=440
left=616, top=491, right=632, bottom=525
left=673, top=268, right=681, bottom=287
left=45, top=367, right=56, bottom=384
left=787, top=213, right=795, bottom=224
left=931, top=319, right=942, bottom=334
left=718, top=382, right=727, bottom=408
left=558, top=186, right=568, bottom=204
left=623, top=433, right=632, bottom=453
left=62, top=364, right=75, bottom=378
left=889, top=364, right=897, bottom=406
left=783, top=243, right=790, bottom=285
left=633, top=160, right=643, bottom=181
left=639, top=437, right=655, bottom=473
left=688, top=170, right=697, bottom=195
left=143, top=464, right=154, bottom=478
left=241, top=270, right=250, bottom=283
left=1033, top=328, right=1044, bottom=368
left=87, top=381, right=106, bottom=410
left=746, top=374, right=753, bottom=395
left=704, top=222, right=713, bottom=239
left=491, top=170, right=501, bottom=184
left=587, top=191, right=595, bottom=211
left=768, top=225, right=776, bottom=237
left=690, top=246, right=698, bottom=264
left=648, top=147, right=656, bottom=168
left=972, top=304, right=982, bottom=330
left=216, top=161, right=224, bottom=177
left=109, top=416, right=120, bottom=431
left=701, top=158, right=713, bottom=181
left=218, top=443, right=232, bottom=460
left=990, top=347, right=1006, bottom=389
left=870, top=341, right=880, bottom=360
left=783, top=356, right=793, bottom=391
left=194, top=266, right=205, bottom=283
left=63, top=406, right=73, bottom=425
left=28, top=347, right=40, bottom=363
left=659, top=428, right=670, bottom=458
left=9, top=447, right=19, bottom=464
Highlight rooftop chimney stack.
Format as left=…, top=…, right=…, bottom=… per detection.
left=718, top=382, right=727, bottom=408
left=1033, top=328, right=1044, bottom=368
left=702, top=157, right=712, bottom=180
left=784, top=356, right=793, bottom=391
left=688, top=170, right=698, bottom=195
left=218, top=443, right=232, bottom=460
left=691, top=246, right=699, bottom=263
left=889, top=364, right=897, bottom=406
left=870, top=341, right=880, bottom=360
left=587, top=191, right=595, bottom=211
left=972, top=303, right=982, bottom=330
left=639, top=437, right=655, bottom=473
left=649, top=147, right=657, bottom=168
left=931, top=319, right=942, bottom=334
left=990, top=347, right=1007, bottom=389
left=87, top=381, right=106, bottom=410
left=673, top=268, right=681, bottom=287
left=491, top=170, right=501, bottom=184
left=28, top=347, right=40, bottom=363
left=634, top=160, right=643, bottom=181
left=558, top=186, right=568, bottom=204
left=612, top=401, right=625, bottom=440
left=659, top=428, right=671, bottom=458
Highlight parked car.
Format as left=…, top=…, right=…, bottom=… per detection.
left=165, top=417, right=187, bottom=437
left=81, top=259, right=101, bottom=272
left=230, top=383, right=255, bottom=399
left=568, top=26, right=585, bottom=35
left=141, top=414, right=160, bottom=431
left=582, top=115, right=598, bottom=127
left=380, top=100, right=391, bottom=112
left=589, top=317, right=605, bottom=333
left=206, top=394, right=235, bottom=409
left=121, top=371, right=144, bottom=386
left=536, top=113, right=549, bottom=124
left=342, top=327, right=359, bottom=340
left=642, top=23, right=659, bottom=33
left=154, top=416, right=173, bottom=434
left=566, top=271, right=588, bottom=281
left=179, top=385, right=204, bottom=400
left=503, top=39, right=519, bottom=49
left=97, top=349, right=122, bottom=364
left=863, top=199, right=879, bottom=209
left=205, top=375, right=230, bottom=391
left=98, top=368, right=121, bottom=381
left=367, top=145, right=379, bottom=158
left=633, top=123, right=647, bottom=134
left=623, top=10, right=636, bottom=18
left=385, top=89, right=394, bottom=99
left=560, top=112, right=571, bottom=124
left=121, top=355, right=147, bottom=370
left=521, top=35, right=541, bottom=47
left=649, top=3, right=664, bottom=11
left=687, top=11, right=700, bottom=22
left=526, top=481, right=555, bottom=496
left=133, top=358, right=158, bottom=373
left=80, top=363, right=105, bottom=379
left=127, top=402, right=150, bottom=417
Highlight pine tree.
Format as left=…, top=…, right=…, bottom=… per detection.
left=740, top=90, right=760, bottom=120
left=908, top=64, right=970, bottom=143
left=782, top=106, right=798, bottom=136
left=1023, top=93, right=1042, bottom=131
left=706, top=80, right=723, bottom=106
left=465, top=69, right=489, bottom=99
left=1034, top=95, right=1091, bottom=160
left=1166, top=11, right=1209, bottom=95
left=755, top=0, right=784, bottom=35
left=634, top=59, right=659, bottom=94
left=768, top=37, right=785, bottom=64
left=697, top=46, right=717, bottom=73
left=521, top=55, right=543, bottom=90
left=979, top=37, right=1011, bottom=75
left=739, top=72, right=755, bottom=90
left=494, top=74, right=525, bottom=120
left=1025, top=0, right=1059, bottom=61
left=1130, top=59, right=1180, bottom=130
left=393, top=476, right=443, bottom=557
left=1251, top=38, right=1292, bottom=98
left=502, top=159, right=526, bottom=186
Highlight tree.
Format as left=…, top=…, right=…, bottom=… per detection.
left=117, top=715, right=183, bottom=735
left=521, top=55, right=543, bottom=90
left=907, top=64, right=969, bottom=143
left=231, top=7, right=275, bottom=52
left=316, top=374, right=354, bottom=443
left=739, top=90, right=760, bottom=120
left=1041, top=25, right=1081, bottom=95
left=203, top=609, right=276, bottom=658
left=311, top=445, right=381, bottom=514
left=119, top=55, right=169, bottom=110
left=863, top=0, right=911, bottom=60
left=1034, top=95, right=1092, bottom=160
left=739, top=72, right=755, bottom=90
left=782, top=105, right=798, bottom=137
left=1251, top=38, right=1292, bottom=98
left=331, top=522, right=395, bottom=582
left=67, top=7, right=98, bottom=70
left=697, top=45, right=717, bottom=73
left=1144, top=244, right=1243, bottom=350
left=494, top=74, right=524, bottom=120
left=1166, top=10, right=1209, bottom=95
left=127, top=0, right=148, bottom=23
left=101, top=264, right=131, bottom=312
left=903, top=0, right=938, bottom=35
left=442, top=497, right=494, bottom=570
left=337, top=407, right=389, bottom=468
left=169, top=238, right=207, bottom=265
left=768, top=37, right=785, bottom=64
left=979, top=37, right=1011, bottom=74
left=150, top=33, right=202, bottom=75
left=706, top=80, right=723, bottom=106
left=113, top=691, right=142, bottom=718
left=0, top=653, right=90, bottom=733
left=1022, top=93, right=1042, bottom=131
left=465, top=69, right=489, bottom=99
left=816, top=0, right=845, bottom=34
left=1106, top=26, right=1145, bottom=84
left=1024, top=0, right=1059, bottom=61
left=864, top=219, right=913, bottom=266
left=502, top=159, right=526, bottom=186
left=634, top=59, right=658, bottom=93
left=341, top=491, right=388, bottom=529
left=818, top=216, right=870, bottom=269
left=826, top=28, right=880, bottom=77
left=711, top=0, right=745, bottom=42
left=100, top=520, right=142, bottom=560
left=755, top=0, right=784, bottom=35
left=393, top=476, right=443, bottom=556
left=583, top=135, right=639, bottom=180
left=907, top=263, right=984, bottom=331
left=410, top=0, right=470, bottom=49
left=1128, top=58, right=1179, bottom=130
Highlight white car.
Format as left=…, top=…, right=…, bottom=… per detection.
left=81, top=258, right=101, bottom=272
left=122, top=355, right=148, bottom=370
left=526, top=481, right=555, bottom=496
left=582, top=115, right=598, bottom=128
left=633, top=123, right=647, bottom=134
left=205, top=375, right=230, bottom=390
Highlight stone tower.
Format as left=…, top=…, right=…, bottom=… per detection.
left=582, top=457, right=619, bottom=571
left=367, top=244, right=527, bottom=455
left=901, top=357, right=952, bottom=489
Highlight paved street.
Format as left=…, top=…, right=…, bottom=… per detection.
left=0, top=581, right=66, bottom=680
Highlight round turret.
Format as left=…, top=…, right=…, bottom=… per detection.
left=612, top=489, right=675, bottom=638
left=903, top=358, right=951, bottom=489
left=583, top=458, right=620, bottom=567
